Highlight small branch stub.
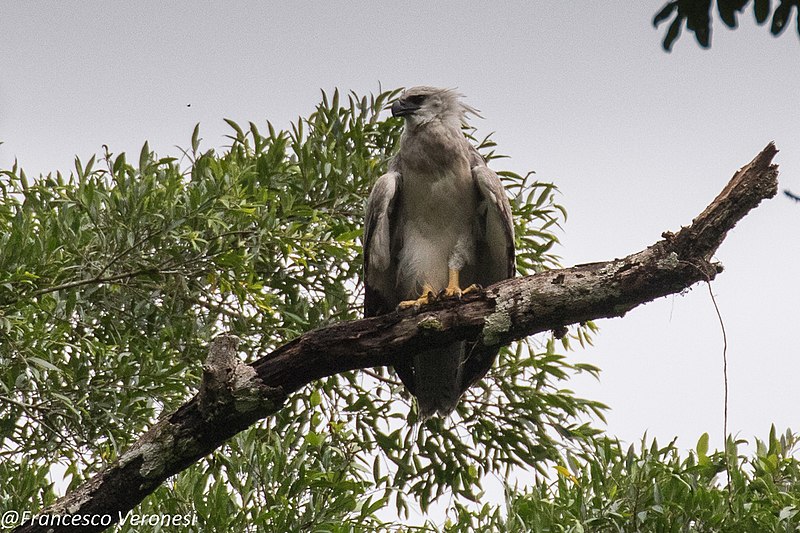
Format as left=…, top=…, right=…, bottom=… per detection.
left=200, top=335, right=282, bottom=419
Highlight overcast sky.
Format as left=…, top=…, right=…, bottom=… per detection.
left=2, top=1, right=798, bottom=459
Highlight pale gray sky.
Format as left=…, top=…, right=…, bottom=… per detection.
left=2, top=1, right=798, bottom=456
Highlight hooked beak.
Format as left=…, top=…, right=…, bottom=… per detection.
left=391, top=98, right=419, bottom=117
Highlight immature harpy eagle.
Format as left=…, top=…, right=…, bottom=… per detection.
left=363, top=86, right=515, bottom=420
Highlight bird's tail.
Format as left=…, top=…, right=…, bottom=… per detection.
left=414, top=341, right=466, bottom=420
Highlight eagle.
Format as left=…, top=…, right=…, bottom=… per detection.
left=363, top=86, right=516, bottom=420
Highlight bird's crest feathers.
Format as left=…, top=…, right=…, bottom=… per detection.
left=399, top=86, right=481, bottom=127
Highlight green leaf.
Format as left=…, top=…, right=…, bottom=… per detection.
left=191, top=123, right=201, bottom=153
left=27, top=356, right=61, bottom=372
left=224, top=118, right=245, bottom=141
left=309, top=389, right=322, bottom=407
left=696, top=432, right=709, bottom=461
left=139, top=141, right=150, bottom=170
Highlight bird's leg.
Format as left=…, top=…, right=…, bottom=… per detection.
left=442, top=269, right=462, bottom=298
left=397, top=283, right=437, bottom=310
left=442, top=269, right=481, bottom=299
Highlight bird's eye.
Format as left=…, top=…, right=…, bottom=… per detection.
left=407, top=95, right=426, bottom=105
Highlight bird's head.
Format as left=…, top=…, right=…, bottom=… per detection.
left=391, top=86, right=480, bottom=128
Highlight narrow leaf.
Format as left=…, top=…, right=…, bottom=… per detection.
left=653, top=0, right=678, bottom=26
left=139, top=141, right=150, bottom=170
left=192, top=123, right=201, bottom=153
left=664, top=15, right=683, bottom=51
left=754, top=0, right=771, bottom=23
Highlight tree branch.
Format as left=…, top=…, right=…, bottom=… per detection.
left=14, top=143, right=779, bottom=532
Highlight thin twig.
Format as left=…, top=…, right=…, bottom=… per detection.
left=360, top=368, right=400, bottom=387
left=680, top=260, right=731, bottom=497
left=704, top=280, right=731, bottom=502
left=31, top=268, right=160, bottom=297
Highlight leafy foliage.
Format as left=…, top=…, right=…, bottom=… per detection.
left=0, top=88, right=603, bottom=529
left=448, top=427, right=800, bottom=532
left=653, top=0, right=800, bottom=50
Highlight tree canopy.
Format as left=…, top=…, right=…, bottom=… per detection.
left=1, top=89, right=606, bottom=530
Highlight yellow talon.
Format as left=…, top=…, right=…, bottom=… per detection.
left=462, top=283, right=481, bottom=295
left=442, top=270, right=481, bottom=299
left=397, top=271, right=483, bottom=311
left=398, top=284, right=436, bottom=310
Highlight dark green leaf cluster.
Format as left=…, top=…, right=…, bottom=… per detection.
left=0, top=88, right=603, bottom=528
left=653, top=0, right=800, bottom=51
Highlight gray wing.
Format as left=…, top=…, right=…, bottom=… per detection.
left=460, top=148, right=516, bottom=393
left=363, top=168, right=402, bottom=317
left=469, top=147, right=515, bottom=283
left=363, top=168, right=417, bottom=392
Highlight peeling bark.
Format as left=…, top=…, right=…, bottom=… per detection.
left=14, top=143, right=779, bottom=532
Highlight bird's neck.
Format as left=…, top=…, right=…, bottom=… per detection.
left=406, top=113, right=462, bottom=133
left=399, top=122, right=469, bottom=177
left=403, top=119, right=463, bottom=150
